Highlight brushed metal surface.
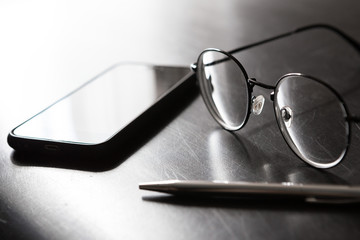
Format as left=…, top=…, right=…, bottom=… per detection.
left=1, top=0, right=360, bottom=239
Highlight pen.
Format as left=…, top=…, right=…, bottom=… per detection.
left=139, top=180, right=360, bottom=203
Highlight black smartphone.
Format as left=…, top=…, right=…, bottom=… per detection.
left=8, top=63, right=196, bottom=156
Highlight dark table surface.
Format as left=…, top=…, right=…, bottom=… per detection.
left=1, top=0, right=360, bottom=239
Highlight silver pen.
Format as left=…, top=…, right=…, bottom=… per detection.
left=139, top=180, right=360, bottom=203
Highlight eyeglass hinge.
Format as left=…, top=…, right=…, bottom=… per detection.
left=190, top=63, right=197, bottom=72
left=270, top=91, right=275, bottom=101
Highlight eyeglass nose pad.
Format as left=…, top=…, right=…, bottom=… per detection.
left=280, top=106, right=293, bottom=128
left=206, top=75, right=214, bottom=92
left=252, top=95, right=265, bottom=115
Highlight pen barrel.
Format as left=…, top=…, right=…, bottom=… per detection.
left=140, top=180, right=360, bottom=200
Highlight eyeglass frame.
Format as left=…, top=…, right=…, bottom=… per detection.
left=190, top=24, right=360, bottom=169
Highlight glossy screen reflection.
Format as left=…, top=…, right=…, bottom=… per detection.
left=13, top=64, right=190, bottom=144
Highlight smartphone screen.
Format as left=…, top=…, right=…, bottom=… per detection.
left=10, top=64, right=191, bottom=146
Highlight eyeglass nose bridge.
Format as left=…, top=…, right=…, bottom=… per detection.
left=248, top=78, right=275, bottom=90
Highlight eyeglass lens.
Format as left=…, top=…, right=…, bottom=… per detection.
left=274, top=75, right=349, bottom=168
left=197, top=50, right=249, bottom=130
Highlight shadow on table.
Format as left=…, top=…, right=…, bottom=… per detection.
left=11, top=74, right=198, bottom=172
left=141, top=194, right=359, bottom=212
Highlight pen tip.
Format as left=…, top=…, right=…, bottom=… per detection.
left=139, top=183, right=151, bottom=190
left=139, top=180, right=180, bottom=191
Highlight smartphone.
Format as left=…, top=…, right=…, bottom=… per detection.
left=8, top=63, right=196, bottom=156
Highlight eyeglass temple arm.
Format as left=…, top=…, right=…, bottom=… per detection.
left=228, top=24, right=360, bottom=55
left=347, top=116, right=360, bottom=123
left=191, top=24, right=360, bottom=71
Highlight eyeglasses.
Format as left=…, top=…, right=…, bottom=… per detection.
left=191, top=24, right=360, bottom=169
